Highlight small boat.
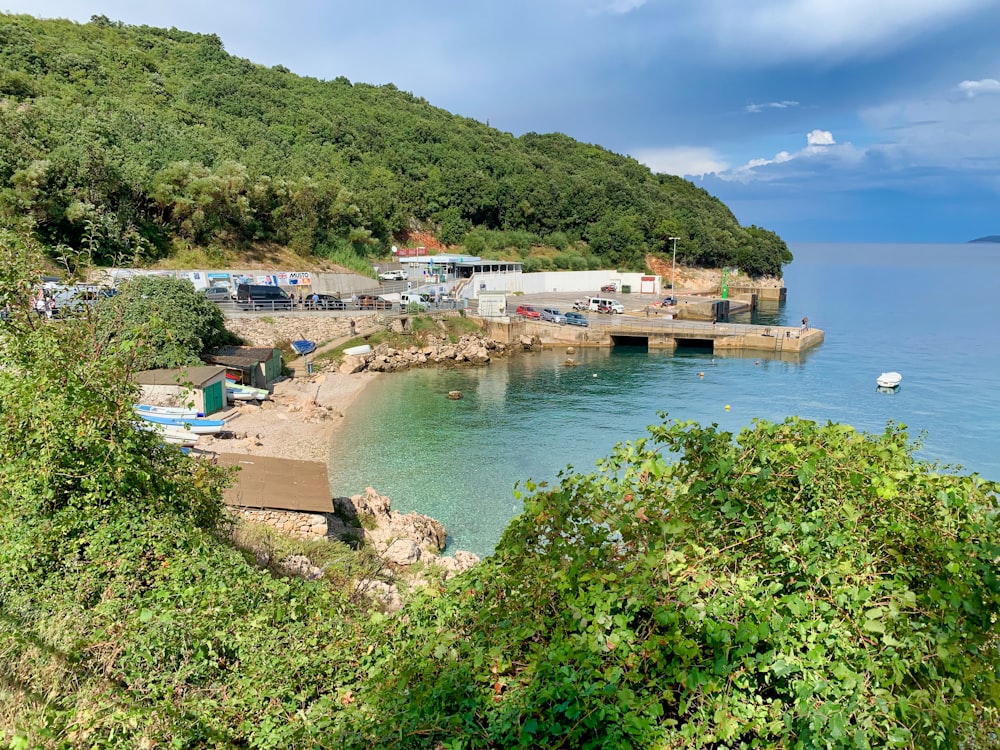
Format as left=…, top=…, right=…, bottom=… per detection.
left=343, top=344, right=372, bottom=356
left=135, top=421, right=200, bottom=447
left=134, top=404, right=204, bottom=418
left=876, top=371, right=902, bottom=389
left=291, top=339, right=317, bottom=356
left=135, top=412, right=226, bottom=435
left=228, top=384, right=270, bottom=401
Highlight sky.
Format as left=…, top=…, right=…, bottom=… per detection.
left=3, top=0, right=1000, bottom=243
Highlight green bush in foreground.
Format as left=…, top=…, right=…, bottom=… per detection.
left=359, top=417, right=1000, bottom=749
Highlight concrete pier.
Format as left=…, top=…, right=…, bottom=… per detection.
left=484, top=317, right=824, bottom=357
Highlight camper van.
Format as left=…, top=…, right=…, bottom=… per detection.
left=586, top=297, right=624, bottom=314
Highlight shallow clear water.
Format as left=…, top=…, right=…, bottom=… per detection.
left=328, top=242, right=1000, bottom=556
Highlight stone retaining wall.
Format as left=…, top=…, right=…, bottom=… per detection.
left=231, top=507, right=329, bottom=539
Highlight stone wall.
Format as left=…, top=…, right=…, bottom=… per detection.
left=231, top=507, right=329, bottom=539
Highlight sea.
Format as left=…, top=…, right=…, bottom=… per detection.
left=328, top=242, right=1000, bottom=557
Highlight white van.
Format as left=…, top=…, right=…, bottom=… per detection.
left=400, top=291, right=429, bottom=310
left=587, top=297, right=624, bottom=314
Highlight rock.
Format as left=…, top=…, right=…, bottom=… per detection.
left=340, top=355, right=367, bottom=374
left=566, top=346, right=576, bottom=355
left=383, top=539, right=422, bottom=565
left=278, top=554, right=324, bottom=579
left=448, top=390, right=463, bottom=399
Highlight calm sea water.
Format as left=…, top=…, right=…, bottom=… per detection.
left=328, top=243, right=1000, bottom=557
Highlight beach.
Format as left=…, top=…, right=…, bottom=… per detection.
left=200, top=369, right=380, bottom=462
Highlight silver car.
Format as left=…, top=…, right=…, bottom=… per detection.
left=540, top=307, right=566, bottom=324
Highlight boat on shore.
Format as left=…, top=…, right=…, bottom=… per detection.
left=135, top=420, right=200, bottom=447
left=876, top=371, right=902, bottom=389
left=134, top=403, right=204, bottom=418
left=228, top=384, right=270, bottom=401
left=135, top=412, right=226, bottom=435
left=291, top=339, right=317, bottom=356
left=343, top=344, right=372, bottom=357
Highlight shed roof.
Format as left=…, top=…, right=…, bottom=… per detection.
left=212, top=345, right=279, bottom=362
left=134, top=365, right=227, bottom=387
left=205, top=355, right=261, bottom=369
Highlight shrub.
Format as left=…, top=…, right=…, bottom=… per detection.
left=358, top=417, right=1000, bottom=749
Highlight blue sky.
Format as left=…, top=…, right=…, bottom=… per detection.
left=4, top=0, right=1000, bottom=242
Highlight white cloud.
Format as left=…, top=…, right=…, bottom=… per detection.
left=685, top=0, right=996, bottom=63
left=956, top=78, right=1000, bottom=97
left=597, top=0, right=648, bottom=14
left=746, top=100, right=799, bottom=113
left=631, top=146, right=729, bottom=177
left=806, top=129, right=835, bottom=146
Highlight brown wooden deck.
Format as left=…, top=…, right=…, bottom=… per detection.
left=215, top=453, right=332, bottom=513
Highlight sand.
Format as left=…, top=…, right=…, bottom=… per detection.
left=200, top=370, right=380, bottom=463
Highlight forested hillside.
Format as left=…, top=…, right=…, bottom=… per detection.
left=0, top=13, right=790, bottom=276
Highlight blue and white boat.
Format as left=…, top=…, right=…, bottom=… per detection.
left=291, top=339, right=317, bottom=356
left=134, top=403, right=205, bottom=418
left=136, top=412, right=226, bottom=435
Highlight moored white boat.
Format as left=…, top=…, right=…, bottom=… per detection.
left=876, top=371, right=902, bottom=389
left=343, top=344, right=372, bottom=356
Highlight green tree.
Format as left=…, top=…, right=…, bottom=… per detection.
left=97, top=275, right=239, bottom=370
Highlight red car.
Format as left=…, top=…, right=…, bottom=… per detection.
left=600, top=283, right=618, bottom=293
left=516, top=305, right=541, bottom=319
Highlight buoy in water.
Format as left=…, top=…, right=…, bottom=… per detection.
left=699, top=372, right=704, bottom=378
left=725, top=404, right=731, bottom=411
left=592, top=373, right=598, bottom=378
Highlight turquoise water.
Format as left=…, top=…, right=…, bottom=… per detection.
left=328, top=243, right=1000, bottom=557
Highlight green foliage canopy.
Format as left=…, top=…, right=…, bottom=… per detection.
left=358, top=417, right=1000, bottom=749
left=97, top=275, right=239, bottom=370
left=0, top=13, right=791, bottom=277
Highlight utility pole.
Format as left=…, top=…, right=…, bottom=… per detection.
left=669, top=237, right=680, bottom=301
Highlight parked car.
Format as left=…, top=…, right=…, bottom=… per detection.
left=540, top=307, right=566, bottom=324
left=305, top=293, right=348, bottom=310
left=658, top=295, right=676, bottom=307
left=564, top=311, right=589, bottom=327
left=356, top=294, right=393, bottom=310
left=199, top=286, right=232, bottom=302
left=600, top=283, right=618, bottom=293
left=516, top=305, right=541, bottom=319
left=378, top=269, right=407, bottom=281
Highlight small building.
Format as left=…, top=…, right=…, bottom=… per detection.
left=134, top=365, right=228, bottom=416
left=206, top=346, right=282, bottom=388
left=476, top=291, right=508, bottom=318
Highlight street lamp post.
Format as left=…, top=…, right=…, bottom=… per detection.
left=668, top=237, right=680, bottom=302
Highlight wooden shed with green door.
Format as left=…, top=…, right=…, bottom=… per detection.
left=134, top=365, right=228, bottom=416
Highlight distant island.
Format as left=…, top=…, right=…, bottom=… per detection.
left=969, top=236, right=1000, bottom=243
